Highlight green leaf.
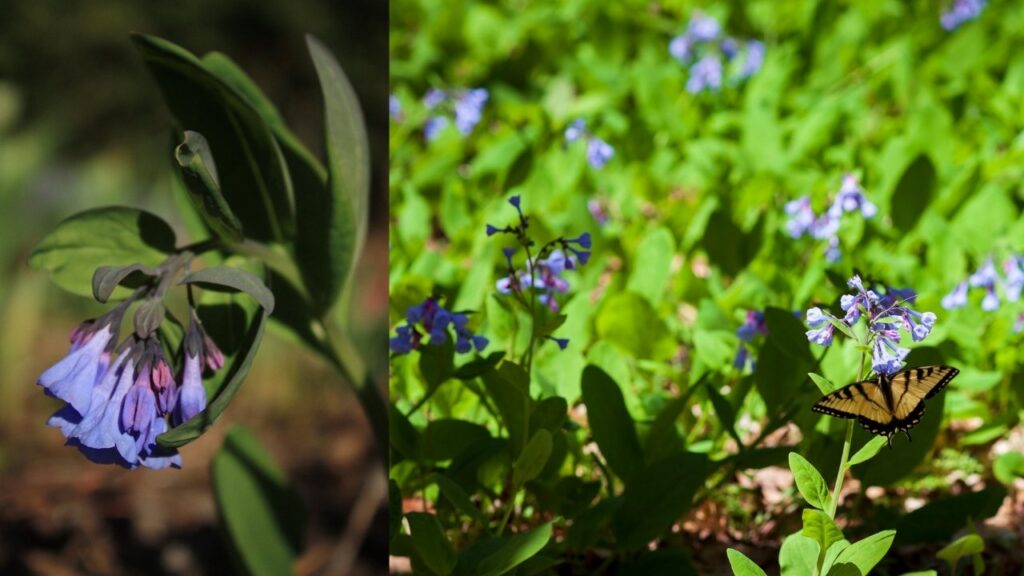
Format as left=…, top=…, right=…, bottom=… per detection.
left=303, top=35, right=370, bottom=313
left=529, top=396, right=568, bottom=436
left=789, top=452, right=830, bottom=510
left=613, top=452, right=709, bottom=549
left=389, top=404, right=419, bottom=462
left=454, top=352, right=505, bottom=379
left=30, top=207, right=176, bottom=298
left=481, top=362, right=530, bottom=456
left=847, top=436, right=887, bottom=467
left=809, top=372, right=835, bottom=395
left=802, top=509, right=844, bottom=562
left=389, top=480, right=402, bottom=543
left=821, top=539, right=851, bottom=575
left=421, top=419, right=490, bottom=461
left=993, top=451, right=1024, bottom=485
left=594, top=292, right=673, bottom=359
left=513, top=429, right=553, bottom=487
left=581, top=365, right=643, bottom=481
left=936, top=534, right=984, bottom=570
left=180, top=266, right=275, bottom=313
left=765, top=307, right=813, bottom=362
left=131, top=34, right=293, bottom=243
left=779, top=533, right=819, bottom=576
left=727, top=549, right=768, bottom=576
left=419, top=338, right=455, bottom=389
left=478, top=521, right=553, bottom=576
left=407, top=512, right=457, bottom=576
left=174, top=130, right=244, bottom=242
left=158, top=304, right=268, bottom=448
left=133, top=298, right=166, bottom=339
left=211, top=426, right=305, bottom=576
left=890, top=154, right=936, bottom=233
left=831, top=530, right=896, bottom=575
left=433, top=474, right=487, bottom=525
left=644, top=394, right=690, bottom=464
left=626, top=226, right=676, bottom=306
left=895, top=486, right=1006, bottom=545
left=707, top=382, right=740, bottom=443
left=91, top=263, right=158, bottom=303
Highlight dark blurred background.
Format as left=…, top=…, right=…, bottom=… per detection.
left=0, top=1, right=388, bottom=574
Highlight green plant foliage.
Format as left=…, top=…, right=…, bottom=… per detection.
left=390, top=0, right=1024, bottom=571
left=211, top=426, right=305, bottom=576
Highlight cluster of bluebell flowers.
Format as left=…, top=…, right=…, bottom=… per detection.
left=943, top=256, right=1024, bottom=331
left=487, top=195, right=589, bottom=350
left=805, top=276, right=935, bottom=376
left=941, top=0, right=986, bottom=30
left=422, top=88, right=489, bottom=141
left=785, top=174, right=877, bottom=262
left=565, top=119, right=615, bottom=169
left=39, top=295, right=222, bottom=469
left=389, top=298, right=488, bottom=356
left=734, top=310, right=768, bottom=371
left=668, top=12, right=765, bottom=94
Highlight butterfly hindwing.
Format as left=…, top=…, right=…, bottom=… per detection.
left=811, top=365, right=959, bottom=441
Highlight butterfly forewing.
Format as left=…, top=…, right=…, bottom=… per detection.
left=811, top=365, right=959, bottom=440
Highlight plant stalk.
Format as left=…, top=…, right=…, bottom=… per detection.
left=828, top=350, right=867, bottom=519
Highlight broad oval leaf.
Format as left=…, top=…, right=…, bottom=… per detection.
left=211, top=426, right=305, bottom=576
left=789, top=452, right=830, bottom=510
left=481, top=362, right=530, bottom=456
left=407, top=512, right=457, bottom=576
left=175, top=130, right=244, bottom=242
left=848, top=436, right=887, bottom=467
left=302, top=35, right=371, bottom=313
left=727, top=548, right=768, bottom=576
left=832, top=530, right=896, bottom=575
left=478, top=521, right=553, bottom=576
left=890, top=154, right=936, bottom=233
left=802, top=509, right=844, bottom=558
left=432, top=473, right=487, bottom=524
left=936, top=534, right=984, bottom=568
left=613, top=452, right=710, bottom=549
left=513, top=429, right=553, bottom=487
left=581, top=365, right=643, bottom=481
left=31, top=207, right=176, bottom=298
left=779, top=533, right=819, bottom=576
left=180, top=265, right=275, bottom=313
left=131, top=34, right=293, bottom=243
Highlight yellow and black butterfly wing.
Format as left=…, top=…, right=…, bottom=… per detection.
left=811, top=365, right=959, bottom=441
left=812, top=378, right=896, bottom=436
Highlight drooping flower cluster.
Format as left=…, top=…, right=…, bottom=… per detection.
left=668, top=12, right=765, bottom=94
left=805, top=276, right=936, bottom=376
left=565, top=119, right=615, bottom=169
left=422, top=88, right=489, bottom=141
left=785, top=174, right=877, bottom=262
left=488, top=195, right=589, bottom=350
left=389, top=297, right=488, bottom=355
left=941, top=0, right=986, bottom=31
left=734, top=310, right=768, bottom=371
left=39, top=302, right=223, bottom=469
left=943, top=256, right=1024, bottom=332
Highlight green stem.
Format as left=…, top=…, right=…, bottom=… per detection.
left=828, top=351, right=867, bottom=519
left=496, top=487, right=516, bottom=535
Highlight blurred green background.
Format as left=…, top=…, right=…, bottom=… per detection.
left=0, top=2, right=388, bottom=574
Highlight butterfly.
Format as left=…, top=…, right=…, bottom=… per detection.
left=812, top=365, right=959, bottom=447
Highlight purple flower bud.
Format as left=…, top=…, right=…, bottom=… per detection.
left=721, top=37, right=739, bottom=59
left=668, top=34, right=692, bottom=63
left=565, top=119, right=587, bottom=143
left=686, top=54, right=723, bottom=94
left=547, top=336, right=569, bottom=350
left=569, top=232, right=592, bottom=249
left=586, top=138, right=615, bottom=169
left=486, top=224, right=501, bottom=236
left=941, top=281, right=968, bottom=310
left=176, top=353, right=206, bottom=424
left=806, top=324, right=835, bottom=347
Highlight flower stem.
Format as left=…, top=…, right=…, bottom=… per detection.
left=828, top=351, right=867, bottom=519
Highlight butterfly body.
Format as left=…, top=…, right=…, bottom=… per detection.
left=812, top=365, right=959, bottom=446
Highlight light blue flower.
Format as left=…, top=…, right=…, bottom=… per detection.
left=686, top=54, right=723, bottom=94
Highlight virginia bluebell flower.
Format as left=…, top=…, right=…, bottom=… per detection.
left=489, top=196, right=588, bottom=350
left=389, top=94, right=402, bottom=121
left=969, top=259, right=1000, bottom=311
left=176, top=313, right=210, bottom=425
left=565, top=119, right=615, bottom=169
left=38, top=307, right=125, bottom=416
left=686, top=54, right=723, bottom=94
left=687, top=12, right=721, bottom=42
left=941, top=0, right=986, bottom=30
left=734, top=310, right=768, bottom=370
left=805, top=275, right=936, bottom=376
left=1003, top=256, right=1024, bottom=302
left=421, top=87, right=488, bottom=140
left=941, top=282, right=968, bottom=310
left=738, top=40, right=765, bottom=79
left=785, top=175, right=876, bottom=263
left=389, top=297, right=488, bottom=356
